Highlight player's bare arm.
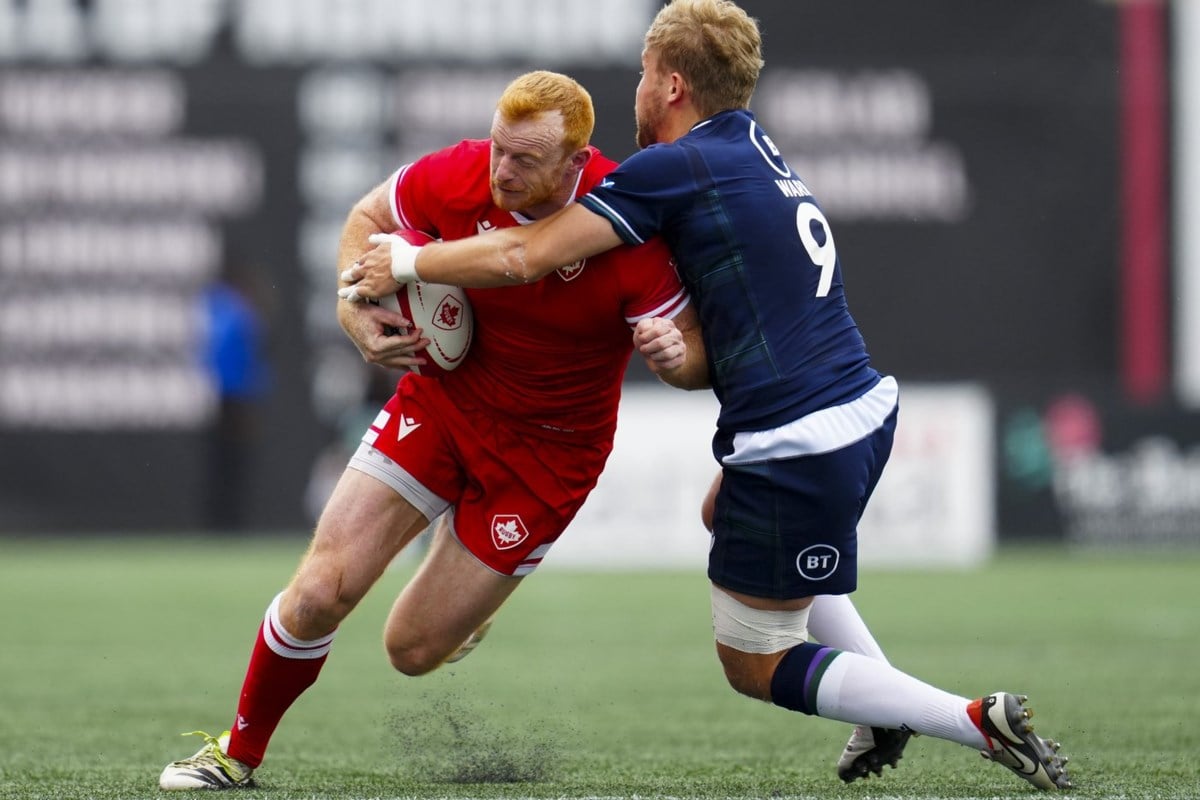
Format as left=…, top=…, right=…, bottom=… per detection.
left=635, top=304, right=710, bottom=390
left=336, top=180, right=431, bottom=369
left=341, top=202, right=622, bottom=299
left=340, top=304, right=431, bottom=370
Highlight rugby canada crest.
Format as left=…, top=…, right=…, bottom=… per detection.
left=556, top=259, right=586, bottom=281
left=432, top=295, right=465, bottom=331
left=490, top=514, right=530, bottom=550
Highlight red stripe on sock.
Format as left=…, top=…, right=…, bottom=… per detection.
left=966, top=697, right=994, bottom=749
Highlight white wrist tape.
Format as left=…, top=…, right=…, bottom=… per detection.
left=390, top=237, right=421, bottom=283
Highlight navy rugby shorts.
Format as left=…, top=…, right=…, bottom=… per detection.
left=707, top=406, right=898, bottom=599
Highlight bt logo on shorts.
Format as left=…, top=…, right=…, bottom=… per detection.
left=491, top=514, right=530, bottom=551
left=795, top=544, right=840, bottom=581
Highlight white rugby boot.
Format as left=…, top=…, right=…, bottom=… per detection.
left=159, top=730, right=254, bottom=790
left=971, top=692, right=1072, bottom=790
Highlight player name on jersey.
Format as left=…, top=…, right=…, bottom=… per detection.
left=775, top=178, right=813, bottom=199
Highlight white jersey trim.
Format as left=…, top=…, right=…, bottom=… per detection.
left=513, top=543, right=553, bottom=577
left=722, top=375, right=899, bottom=464
left=625, top=290, right=690, bottom=326
left=388, top=164, right=414, bottom=230
left=347, top=441, right=450, bottom=522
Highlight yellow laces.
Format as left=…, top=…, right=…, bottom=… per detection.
left=179, top=730, right=242, bottom=776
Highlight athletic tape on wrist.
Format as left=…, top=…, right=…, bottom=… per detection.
left=390, top=238, right=421, bottom=283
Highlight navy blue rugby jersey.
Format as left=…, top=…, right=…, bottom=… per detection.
left=582, top=109, right=880, bottom=433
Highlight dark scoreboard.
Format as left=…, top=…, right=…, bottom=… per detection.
left=0, top=0, right=1121, bottom=532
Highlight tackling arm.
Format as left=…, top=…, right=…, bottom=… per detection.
left=341, top=202, right=625, bottom=298
left=418, top=201, right=623, bottom=286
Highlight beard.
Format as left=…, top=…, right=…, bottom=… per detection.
left=635, top=104, right=664, bottom=149
left=489, top=182, right=521, bottom=210
left=490, top=178, right=560, bottom=213
left=636, top=121, right=654, bottom=150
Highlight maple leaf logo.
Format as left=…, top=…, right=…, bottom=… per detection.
left=490, top=514, right=530, bottom=550
left=433, top=296, right=464, bottom=331
left=437, top=302, right=460, bottom=328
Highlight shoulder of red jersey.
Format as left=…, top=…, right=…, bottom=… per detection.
left=393, top=139, right=493, bottom=233
left=583, top=232, right=689, bottom=324
left=577, top=146, right=619, bottom=195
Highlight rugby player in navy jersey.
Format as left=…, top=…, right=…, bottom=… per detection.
left=341, top=0, right=1072, bottom=790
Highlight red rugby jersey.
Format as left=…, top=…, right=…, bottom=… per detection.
left=388, top=139, right=688, bottom=443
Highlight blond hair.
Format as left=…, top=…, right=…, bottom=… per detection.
left=644, top=0, right=763, bottom=117
left=496, top=70, right=595, bottom=153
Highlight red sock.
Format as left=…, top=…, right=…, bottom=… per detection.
left=225, top=594, right=335, bottom=768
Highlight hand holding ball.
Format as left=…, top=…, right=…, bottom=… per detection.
left=372, top=229, right=474, bottom=377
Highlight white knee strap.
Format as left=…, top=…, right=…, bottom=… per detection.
left=710, top=585, right=810, bottom=654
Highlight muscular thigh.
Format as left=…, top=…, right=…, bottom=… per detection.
left=293, top=467, right=429, bottom=606
left=386, top=518, right=522, bottom=658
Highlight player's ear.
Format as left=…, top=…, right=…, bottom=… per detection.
left=569, top=147, right=593, bottom=172
left=668, top=71, right=688, bottom=104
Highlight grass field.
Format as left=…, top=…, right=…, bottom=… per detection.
left=1, top=537, right=1197, bottom=800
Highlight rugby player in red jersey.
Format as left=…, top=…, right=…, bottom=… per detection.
left=158, top=70, right=705, bottom=790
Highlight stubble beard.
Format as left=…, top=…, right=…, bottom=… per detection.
left=635, top=107, right=662, bottom=150
left=491, top=179, right=561, bottom=215
left=636, top=124, right=652, bottom=150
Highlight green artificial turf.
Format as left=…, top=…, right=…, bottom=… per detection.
left=1, top=536, right=1196, bottom=799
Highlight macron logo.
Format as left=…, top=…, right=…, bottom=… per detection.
left=397, top=415, right=421, bottom=441
left=236, top=715, right=249, bottom=731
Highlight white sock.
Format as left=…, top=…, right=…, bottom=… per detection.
left=814, top=650, right=988, bottom=748
left=808, top=594, right=889, bottom=663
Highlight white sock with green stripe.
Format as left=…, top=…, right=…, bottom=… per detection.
left=770, top=643, right=987, bottom=748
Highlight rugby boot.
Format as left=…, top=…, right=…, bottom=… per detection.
left=159, top=730, right=254, bottom=790
left=837, top=725, right=913, bottom=782
left=443, top=616, right=495, bottom=665
left=970, top=692, right=1072, bottom=790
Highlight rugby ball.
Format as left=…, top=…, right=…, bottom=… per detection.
left=376, top=229, right=473, bottom=377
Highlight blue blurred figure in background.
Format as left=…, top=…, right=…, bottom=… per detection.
left=200, top=257, right=270, bottom=532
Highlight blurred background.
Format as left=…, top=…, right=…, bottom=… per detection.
left=1, top=0, right=1196, bottom=566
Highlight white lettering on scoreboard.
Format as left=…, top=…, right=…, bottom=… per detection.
left=0, top=0, right=653, bottom=65
left=757, top=69, right=972, bottom=222
left=0, top=69, right=264, bottom=431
